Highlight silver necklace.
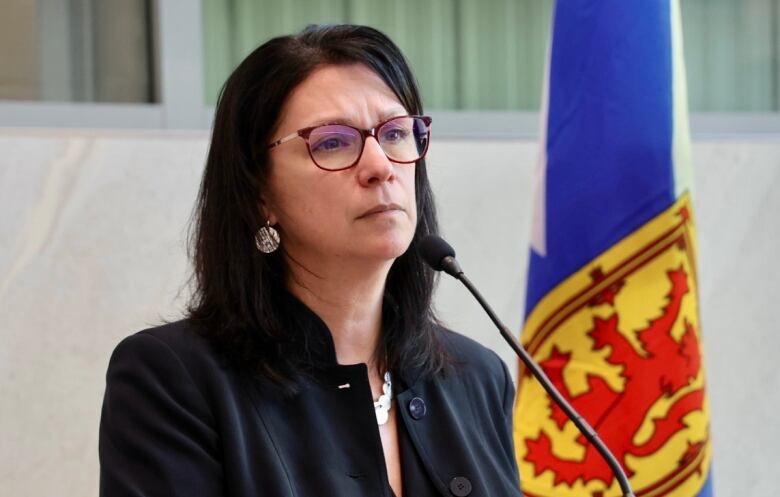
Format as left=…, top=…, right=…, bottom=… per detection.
left=374, top=371, right=393, bottom=425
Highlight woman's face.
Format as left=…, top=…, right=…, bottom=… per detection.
left=265, top=64, right=418, bottom=267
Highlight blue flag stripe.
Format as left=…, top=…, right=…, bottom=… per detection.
left=525, top=0, right=675, bottom=316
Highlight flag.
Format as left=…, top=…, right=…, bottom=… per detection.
left=513, top=1, right=713, bottom=496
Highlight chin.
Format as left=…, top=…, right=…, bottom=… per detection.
left=360, top=233, right=414, bottom=261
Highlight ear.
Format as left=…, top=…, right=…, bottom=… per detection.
left=259, top=199, right=278, bottom=226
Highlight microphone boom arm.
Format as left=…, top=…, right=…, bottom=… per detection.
left=445, top=256, right=636, bottom=497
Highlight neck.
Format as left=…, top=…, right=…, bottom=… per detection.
left=285, top=254, right=393, bottom=371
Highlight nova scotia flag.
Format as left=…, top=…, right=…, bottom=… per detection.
left=513, top=2, right=714, bottom=496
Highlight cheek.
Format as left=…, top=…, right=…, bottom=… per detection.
left=276, top=184, right=318, bottom=224
left=403, top=167, right=418, bottom=224
left=269, top=171, right=346, bottom=234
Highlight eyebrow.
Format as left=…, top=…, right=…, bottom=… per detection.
left=306, top=108, right=408, bottom=128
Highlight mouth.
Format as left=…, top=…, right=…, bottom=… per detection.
left=358, top=203, right=404, bottom=219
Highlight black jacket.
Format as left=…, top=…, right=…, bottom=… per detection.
left=99, top=298, right=522, bottom=497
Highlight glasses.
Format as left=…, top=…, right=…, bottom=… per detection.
left=267, top=115, right=432, bottom=171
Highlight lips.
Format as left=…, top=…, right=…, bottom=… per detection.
left=358, top=203, right=404, bottom=219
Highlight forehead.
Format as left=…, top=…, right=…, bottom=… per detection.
left=278, top=63, right=406, bottom=130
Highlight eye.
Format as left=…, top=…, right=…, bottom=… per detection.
left=380, top=126, right=410, bottom=143
left=311, top=135, right=351, bottom=153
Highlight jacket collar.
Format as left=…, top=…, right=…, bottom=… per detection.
left=277, top=289, right=339, bottom=367
left=276, top=289, right=425, bottom=389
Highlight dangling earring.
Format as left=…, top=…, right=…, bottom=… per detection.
left=255, top=220, right=280, bottom=253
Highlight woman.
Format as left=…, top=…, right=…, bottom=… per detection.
left=99, top=24, right=522, bottom=497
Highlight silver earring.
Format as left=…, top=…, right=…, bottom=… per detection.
left=255, top=221, right=280, bottom=253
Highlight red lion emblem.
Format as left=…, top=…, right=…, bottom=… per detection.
left=524, top=264, right=705, bottom=486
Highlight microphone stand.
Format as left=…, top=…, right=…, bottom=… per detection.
left=441, top=255, right=636, bottom=497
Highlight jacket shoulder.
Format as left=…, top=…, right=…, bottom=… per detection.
left=432, top=325, right=513, bottom=405
left=100, top=320, right=225, bottom=495
left=120, top=319, right=215, bottom=359
left=133, top=318, right=208, bottom=350
left=436, top=325, right=507, bottom=375
left=107, top=318, right=227, bottom=392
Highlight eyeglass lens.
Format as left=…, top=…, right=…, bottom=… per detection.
left=307, top=116, right=429, bottom=170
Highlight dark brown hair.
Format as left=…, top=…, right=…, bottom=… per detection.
left=187, top=24, right=449, bottom=392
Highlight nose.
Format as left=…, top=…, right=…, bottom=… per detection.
left=356, top=137, right=394, bottom=187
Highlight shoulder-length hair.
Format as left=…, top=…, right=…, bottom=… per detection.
left=187, top=24, right=449, bottom=392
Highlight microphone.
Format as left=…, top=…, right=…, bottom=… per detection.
left=418, top=235, right=636, bottom=497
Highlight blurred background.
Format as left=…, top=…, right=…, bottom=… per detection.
left=1, top=1, right=778, bottom=496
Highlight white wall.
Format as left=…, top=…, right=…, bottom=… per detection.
left=0, top=129, right=778, bottom=496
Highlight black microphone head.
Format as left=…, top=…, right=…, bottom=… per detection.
left=418, top=235, right=456, bottom=272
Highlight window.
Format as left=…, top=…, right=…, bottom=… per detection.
left=2, top=0, right=779, bottom=132
left=202, top=0, right=780, bottom=113
left=0, top=0, right=156, bottom=103
left=682, top=0, right=780, bottom=111
left=201, top=0, right=551, bottom=110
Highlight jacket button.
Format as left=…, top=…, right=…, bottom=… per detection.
left=449, top=476, right=472, bottom=496
left=408, top=397, right=426, bottom=420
